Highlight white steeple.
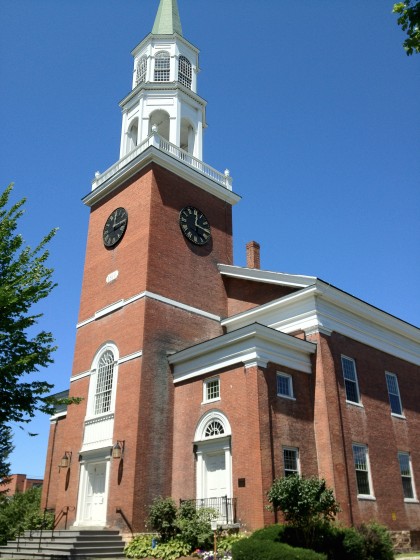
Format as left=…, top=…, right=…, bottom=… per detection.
left=119, top=0, right=206, bottom=161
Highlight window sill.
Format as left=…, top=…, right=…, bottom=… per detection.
left=346, top=400, right=364, bottom=408
left=404, top=498, right=419, bottom=504
left=391, top=413, right=406, bottom=420
left=277, top=394, right=296, bottom=401
left=202, top=397, right=221, bottom=405
left=357, top=495, right=376, bottom=501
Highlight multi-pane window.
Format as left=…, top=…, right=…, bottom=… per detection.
left=385, top=372, right=403, bottom=416
left=154, top=51, right=170, bottom=82
left=136, top=55, right=147, bottom=85
left=205, top=420, right=224, bottom=438
left=277, top=372, right=294, bottom=399
left=398, top=452, right=415, bottom=500
left=178, top=55, right=192, bottom=88
left=283, top=447, right=299, bottom=477
left=94, top=350, right=115, bottom=415
left=352, top=444, right=372, bottom=496
left=204, top=378, right=220, bottom=402
left=341, top=356, right=361, bottom=404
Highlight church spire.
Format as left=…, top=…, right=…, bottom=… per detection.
left=152, top=0, right=183, bottom=36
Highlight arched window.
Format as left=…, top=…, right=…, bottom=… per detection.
left=178, top=55, right=192, bottom=89
left=154, top=51, right=170, bottom=82
left=94, top=349, right=115, bottom=415
left=205, top=420, right=225, bottom=438
left=136, top=55, right=147, bottom=85
left=127, top=119, right=138, bottom=152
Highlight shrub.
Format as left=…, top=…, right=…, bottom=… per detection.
left=358, top=522, right=394, bottom=560
left=218, top=532, right=248, bottom=553
left=176, top=501, right=216, bottom=550
left=148, top=497, right=178, bottom=543
left=248, top=524, right=285, bottom=542
left=0, top=487, right=54, bottom=545
left=124, top=534, right=154, bottom=558
left=231, top=537, right=327, bottom=560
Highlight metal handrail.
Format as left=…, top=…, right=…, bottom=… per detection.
left=180, top=496, right=237, bottom=525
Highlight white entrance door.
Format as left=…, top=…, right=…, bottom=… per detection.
left=204, top=452, right=231, bottom=523
left=82, top=462, right=107, bottom=525
left=205, top=452, right=227, bottom=498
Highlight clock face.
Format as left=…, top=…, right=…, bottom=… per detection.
left=179, top=206, right=211, bottom=246
left=103, top=207, right=128, bottom=248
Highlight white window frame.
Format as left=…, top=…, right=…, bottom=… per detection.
left=352, top=443, right=374, bottom=499
left=283, top=447, right=300, bottom=477
left=87, top=343, right=119, bottom=419
left=341, top=356, right=362, bottom=405
left=136, top=55, right=147, bottom=85
left=385, top=372, right=404, bottom=417
left=276, top=372, right=295, bottom=400
left=178, top=55, right=192, bottom=89
left=203, top=377, right=220, bottom=403
left=398, top=452, right=417, bottom=502
left=154, top=51, right=170, bottom=82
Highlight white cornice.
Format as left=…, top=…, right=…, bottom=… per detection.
left=83, top=146, right=240, bottom=208
left=169, top=323, right=316, bottom=383
left=132, top=33, right=200, bottom=58
left=221, top=282, right=420, bottom=366
left=76, top=290, right=220, bottom=330
left=218, top=264, right=316, bottom=287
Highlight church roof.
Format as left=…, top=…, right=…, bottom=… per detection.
left=152, top=0, right=183, bottom=36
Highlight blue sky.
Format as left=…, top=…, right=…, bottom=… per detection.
left=1, top=1, right=419, bottom=477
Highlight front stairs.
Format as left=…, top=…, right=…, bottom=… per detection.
left=0, top=529, right=126, bottom=559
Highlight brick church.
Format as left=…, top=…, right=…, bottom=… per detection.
left=42, top=0, right=420, bottom=536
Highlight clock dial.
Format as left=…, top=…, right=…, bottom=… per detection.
left=179, top=206, right=211, bottom=246
left=103, top=207, right=128, bottom=248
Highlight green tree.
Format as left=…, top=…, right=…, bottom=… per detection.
left=0, top=183, right=63, bottom=480
left=267, top=475, right=340, bottom=548
left=0, top=426, right=13, bottom=492
left=394, top=1, right=420, bottom=55
left=0, top=486, right=54, bottom=545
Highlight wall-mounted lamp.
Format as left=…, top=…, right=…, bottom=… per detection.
left=112, top=440, right=125, bottom=459
left=59, top=451, right=72, bottom=470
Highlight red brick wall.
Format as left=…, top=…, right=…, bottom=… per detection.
left=172, top=360, right=318, bottom=531
left=44, top=164, right=233, bottom=531
left=224, top=277, right=297, bottom=317
left=317, top=331, right=420, bottom=531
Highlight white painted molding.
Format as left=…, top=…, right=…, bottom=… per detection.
left=218, top=264, right=316, bottom=288
left=84, top=146, right=240, bottom=207
left=76, top=290, right=221, bottom=330
left=70, top=349, right=143, bottom=383
left=221, top=281, right=420, bottom=366
left=169, top=323, right=316, bottom=383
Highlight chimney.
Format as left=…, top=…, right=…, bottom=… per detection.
left=246, top=241, right=260, bottom=269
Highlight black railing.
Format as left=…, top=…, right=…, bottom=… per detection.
left=180, top=496, right=237, bottom=525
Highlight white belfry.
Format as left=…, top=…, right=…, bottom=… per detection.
left=119, top=0, right=206, bottom=161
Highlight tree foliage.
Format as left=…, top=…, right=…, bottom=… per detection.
left=0, top=183, right=58, bottom=429
left=394, top=1, right=420, bottom=55
left=0, top=426, right=13, bottom=491
left=0, top=486, right=54, bottom=545
left=267, top=475, right=340, bottom=527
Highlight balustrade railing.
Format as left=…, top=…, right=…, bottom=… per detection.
left=92, top=132, right=233, bottom=191
left=180, top=496, right=237, bottom=525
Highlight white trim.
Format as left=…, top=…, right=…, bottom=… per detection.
left=218, top=264, right=316, bottom=288
left=49, top=411, right=67, bottom=422
left=76, top=290, right=220, bottom=329
left=84, top=145, right=240, bottom=207
left=202, top=377, right=220, bottom=404
left=276, top=372, right=294, bottom=399
left=74, top=453, right=111, bottom=527
left=169, top=323, right=316, bottom=383
left=221, top=281, right=420, bottom=366
left=70, top=350, right=142, bottom=384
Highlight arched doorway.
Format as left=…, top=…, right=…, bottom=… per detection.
left=194, top=411, right=233, bottom=524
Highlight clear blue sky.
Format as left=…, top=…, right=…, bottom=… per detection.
left=1, top=1, right=419, bottom=478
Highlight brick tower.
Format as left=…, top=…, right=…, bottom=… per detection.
left=42, top=0, right=240, bottom=532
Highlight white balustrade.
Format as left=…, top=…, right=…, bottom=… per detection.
left=92, top=133, right=233, bottom=191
